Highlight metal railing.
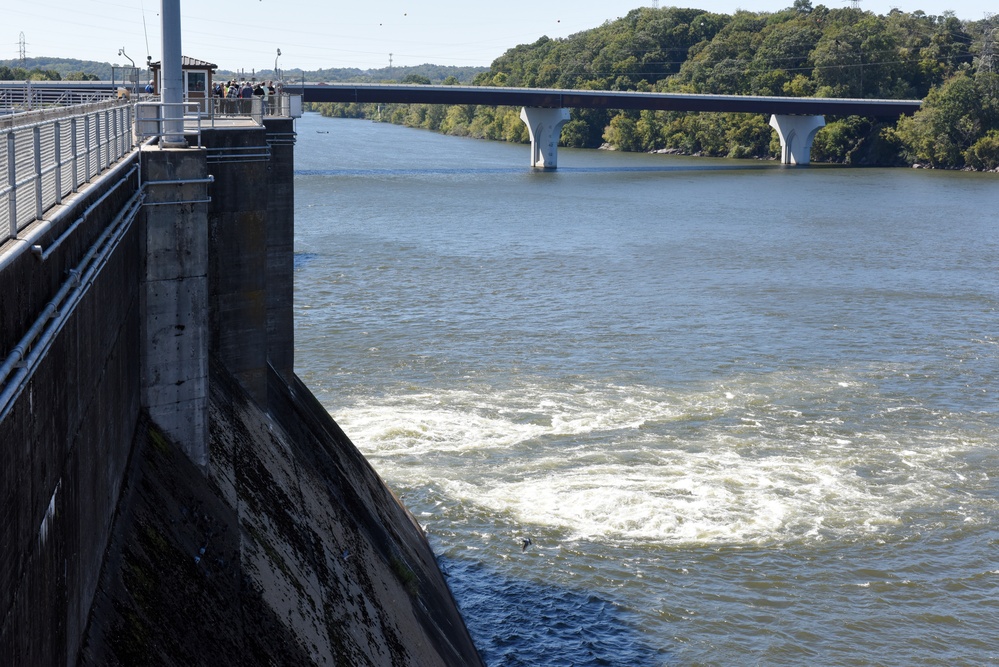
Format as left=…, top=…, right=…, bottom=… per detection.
left=0, top=82, right=121, bottom=115
left=2, top=90, right=300, bottom=242
left=134, top=101, right=204, bottom=147
left=203, top=96, right=265, bottom=125
left=192, top=94, right=301, bottom=124
left=2, top=101, right=134, bottom=242
left=134, top=95, right=299, bottom=136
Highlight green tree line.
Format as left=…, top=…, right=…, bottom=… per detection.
left=312, top=4, right=999, bottom=170
left=0, top=57, right=108, bottom=80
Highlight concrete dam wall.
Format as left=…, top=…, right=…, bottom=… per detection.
left=1, top=113, right=482, bottom=666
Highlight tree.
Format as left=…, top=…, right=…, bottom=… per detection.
left=890, top=72, right=997, bottom=167
left=603, top=114, right=642, bottom=151
left=964, top=130, right=999, bottom=169
left=400, top=74, right=431, bottom=85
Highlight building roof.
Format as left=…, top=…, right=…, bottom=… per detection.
left=149, top=56, right=218, bottom=70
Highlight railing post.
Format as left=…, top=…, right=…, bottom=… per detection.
left=71, top=117, right=80, bottom=192
left=6, top=132, right=15, bottom=240
left=84, top=114, right=92, bottom=182
left=33, top=126, right=43, bottom=220
left=106, top=109, right=114, bottom=167
left=54, top=120, right=63, bottom=205
left=98, top=109, right=104, bottom=169
left=94, top=110, right=102, bottom=175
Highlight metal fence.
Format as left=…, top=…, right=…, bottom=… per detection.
left=1, top=90, right=300, bottom=242
left=0, top=82, right=121, bottom=115
left=2, top=101, right=134, bottom=242
left=192, top=95, right=301, bottom=123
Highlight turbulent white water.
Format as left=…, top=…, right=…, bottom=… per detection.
left=293, top=114, right=999, bottom=666
left=333, top=370, right=992, bottom=546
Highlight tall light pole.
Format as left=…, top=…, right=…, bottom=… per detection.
left=275, top=48, right=281, bottom=81
left=118, top=47, right=136, bottom=93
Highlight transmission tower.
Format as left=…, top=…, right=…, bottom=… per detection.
left=652, top=0, right=660, bottom=8
left=981, top=13, right=996, bottom=74
left=19, top=32, right=26, bottom=67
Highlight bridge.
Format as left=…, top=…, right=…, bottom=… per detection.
left=288, top=82, right=923, bottom=168
left=3, top=80, right=922, bottom=168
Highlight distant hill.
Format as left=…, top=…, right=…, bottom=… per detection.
left=0, top=57, right=485, bottom=85
left=0, top=57, right=114, bottom=80
left=218, top=64, right=487, bottom=84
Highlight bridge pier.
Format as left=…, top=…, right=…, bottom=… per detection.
left=519, top=107, right=570, bottom=169
left=769, top=114, right=826, bottom=165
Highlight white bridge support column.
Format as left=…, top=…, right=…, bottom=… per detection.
left=519, top=107, right=570, bottom=169
left=769, top=114, right=826, bottom=165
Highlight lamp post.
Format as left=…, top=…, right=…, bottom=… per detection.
left=275, top=48, right=281, bottom=82
left=118, top=47, right=136, bottom=93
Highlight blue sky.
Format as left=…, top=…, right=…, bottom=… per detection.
left=7, top=0, right=991, bottom=73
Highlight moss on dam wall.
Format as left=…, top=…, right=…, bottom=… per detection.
left=78, top=359, right=483, bottom=666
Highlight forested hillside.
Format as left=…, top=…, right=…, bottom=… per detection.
left=313, top=4, right=999, bottom=169
left=0, top=58, right=105, bottom=81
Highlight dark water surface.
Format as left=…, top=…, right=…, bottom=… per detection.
left=293, top=113, right=999, bottom=666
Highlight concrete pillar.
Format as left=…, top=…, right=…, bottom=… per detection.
left=140, top=146, right=210, bottom=467
left=263, top=118, right=296, bottom=381
left=769, top=114, right=826, bottom=165
left=519, top=107, right=570, bottom=169
left=203, top=127, right=270, bottom=406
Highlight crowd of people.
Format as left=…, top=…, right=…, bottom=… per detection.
left=213, top=80, right=281, bottom=114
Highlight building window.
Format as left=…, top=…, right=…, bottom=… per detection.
left=186, top=71, right=207, bottom=93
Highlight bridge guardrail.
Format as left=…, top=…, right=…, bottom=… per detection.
left=1, top=101, right=134, bottom=242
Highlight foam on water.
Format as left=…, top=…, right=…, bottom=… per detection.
left=332, top=369, right=991, bottom=547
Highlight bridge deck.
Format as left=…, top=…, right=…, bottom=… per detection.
left=289, top=83, right=921, bottom=118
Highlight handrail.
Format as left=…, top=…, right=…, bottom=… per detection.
left=134, top=101, right=204, bottom=146
left=1, top=101, right=135, bottom=242
left=0, top=81, right=119, bottom=116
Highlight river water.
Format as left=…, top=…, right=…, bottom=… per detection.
left=292, top=112, right=999, bottom=666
